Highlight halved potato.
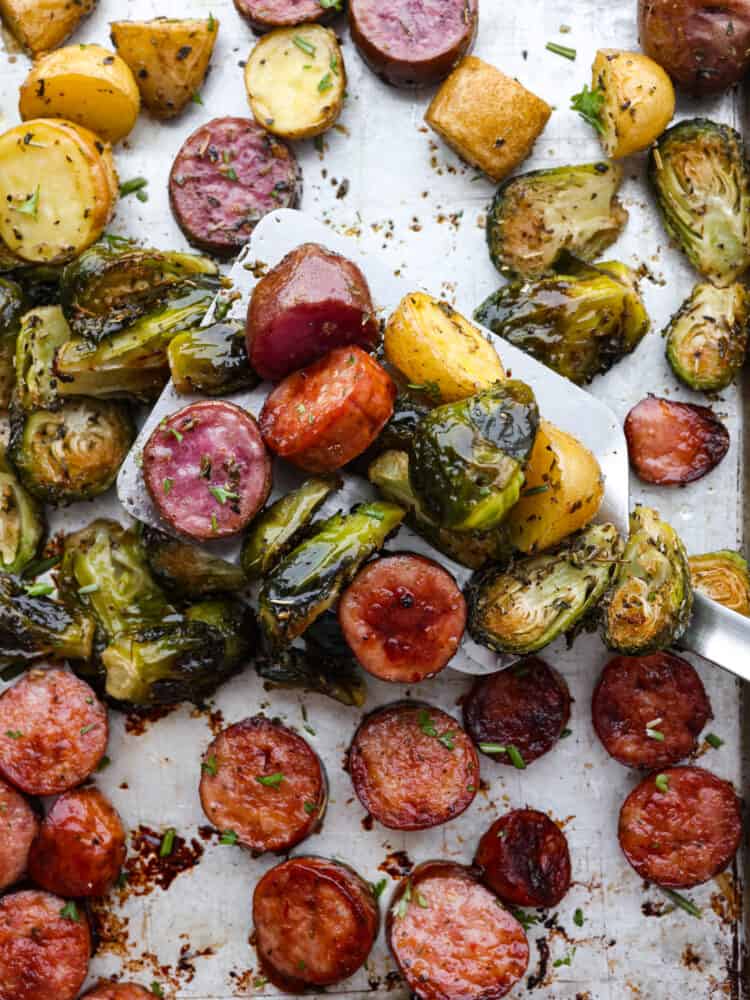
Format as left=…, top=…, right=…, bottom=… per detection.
left=0, top=119, right=117, bottom=264
left=0, top=0, right=95, bottom=56
left=244, top=25, right=345, bottom=139
left=110, top=18, right=219, bottom=120
left=592, top=49, right=675, bottom=158
left=19, top=45, right=140, bottom=144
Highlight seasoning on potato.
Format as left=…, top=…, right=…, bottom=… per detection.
left=0, top=0, right=95, bottom=56
left=244, top=25, right=346, bottom=140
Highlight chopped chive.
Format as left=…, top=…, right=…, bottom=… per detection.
left=192, top=91, right=203, bottom=104
left=207, top=11, right=216, bottom=30
left=318, top=72, right=333, bottom=93
left=211, top=513, right=219, bottom=534
left=365, top=508, right=385, bottom=520
left=116, top=869, right=129, bottom=888
left=21, top=554, right=61, bottom=578
left=438, top=732, right=455, bottom=751
left=416, top=891, right=429, bottom=908
left=5, top=730, right=23, bottom=739
left=303, top=801, right=317, bottom=814
left=60, top=901, right=80, bottom=921
left=546, top=41, right=576, bottom=59
left=573, top=907, right=584, bottom=927
left=96, top=755, right=111, bottom=772
left=560, top=728, right=572, bottom=738
left=661, top=888, right=702, bottom=918
left=219, top=829, right=238, bottom=845
left=151, top=984, right=164, bottom=999
left=319, top=0, right=343, bottom=8
left=705, top=732, right=724, bottom=749
left=202, top=755, right=218, bottom=776
left=78, top=583, right=99, bottom=595
left=479, top=742, right=507, bottom=754
left=418, top=709, right=438, bottom=737
left=521, top=484, right=550, bottom=497
left=256, top=772, right=284, bottom=787
left=293, top=35, right=316, bottom=56
left=80, top=723, right=96, bottom=735
left=161, top=421, right=183, bottom=443
left=655, top=773, right=669, bottom=793
left=224, top=167, right=238, bottom=181
left=553, top=947, right=576, bottom=967
left=14, top=185, right=40, bottom=219
left=163, top=478, right=174, bottom=496
left=646, top=727, right=665, bottom=742
left=371, top=878, right=387, bottom=899
left=119, top=176, right=148, bottom=198
left=511, top=908, right=538, bottom=930
left=507, top=746, right=526, bottom=769
left=23, top=581, right=54, bottom=597
left=209, top=484, right=240, bottom=505
left=330, top=54, right=339, bottom=74
left=136, top=189, right=148, bottom=202
left=159, top=827, right=176, bottom=857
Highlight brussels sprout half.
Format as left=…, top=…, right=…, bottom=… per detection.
left=168, top=320, right=259, bottom=397
left=141, top=525, right=247, bottom=598
left=0, top=451, right=44, bottom=575
left=689, top=550, right=750, bottom=617
left=603, top=506, right=693, bottom=654
left=13, top=305, right=71, bottom=412
left=0, top=277, right=25, bottom=409
left=486, top=162, right=628, bottom=278
left=467, top=522, right=623, bottom=654
left=649, top=119, right=750, bottom=287
left=0, top=572, right=95, bottom=667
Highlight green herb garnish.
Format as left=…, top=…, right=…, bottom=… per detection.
left=24, top=581, right=54, bottom=597
left=202, top=755, right=218, bottom=776
left=570, top=84, right=606, bottom=134
left=119, top=177, right=148, bottom=198
left=209, top=484, right=240, bottom=505
left=14, top=186, right=40, bottom=219
left=661, top=888, right=702, bottom=918
left=256, top=772, right=284, bottom=787
left=371, top=878, right=387, bottom=899
left=220, top=829, right=238, bottom=845
left=546, top=41, right=576, bottom=59
left=60, top=901, right=80, bottom=922
left=159, top=827, right=176, bottom=857
left=705, top=732, right=724, bottom=749
left=293, top=35, right=316, bottom=56
left=655, top=773, right=669, bottom=793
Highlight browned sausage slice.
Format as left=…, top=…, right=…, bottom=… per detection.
left=338, top=553, right=466, bottom=682
left=0, top=777, right=38, bottom=892
left=169, top=117, right=301, bottom=257
left=618, top=766, right=742, bottom=888
left=0, top=668, right=108, bottom=796
left=252, top=856, right=379, bottom=989
left=246, top=243, right=379, bottom=381
left=199, top=716, right=326, bottom=854
left=349, top=0, right=478, bottom=87
left=81, top=983, right=154, bottom=1000
left=143, top=400, right=272, bottom=540
left=462, top=658, right=571, bottom=766
left=0, top=889, right=91, bottom=1000
left=474, top=809, right=572, bottom=908
left=592, top=653, right=712, bottom=769
left=387, top=861, right=529, bottom=1000
left=28, top=786, right=126, bottom=898
left=348, top=702, right=478, bottom=830
left=234, top=0, right=332, bottom=31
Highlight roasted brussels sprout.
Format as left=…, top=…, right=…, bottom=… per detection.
left=410, top=382, right=539, bottom=534
left=0, top=572, right=95, bottom=666
left=258, top=500, right=405, bottom=647
left=665, top=282, right=749, bottom=392
left=0, top=277, right=25, bottom=409
left=141, top=525, right=247, bottom=598
left=603, top=506, right=693, bottom=654
left=168, top=320, right=259, bottom=396
left=9, top=398, right=134, bottom=505
left=256, top=637, right=366, bottom=707
left=13, top=306, right=71, bottom=412
left=0, top=451, right=44, bottom=575
left=474, top=262, right=649, bottom=385
left=16, top=264, right=63, bottom=307
left=486, top=162, right=628, bottom=278
left=689, top=550, right=750, bottom=617
left=468, top=523, right=622, bottom=653
left=649, top=119, right=750, bottom=287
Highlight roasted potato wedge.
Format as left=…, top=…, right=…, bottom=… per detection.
left=0, top=119, right=117, bottom=264
left=110, top=17, right=218, bottom=120
left=0, top=0, right=95, bottom=55
left=244, top=25, right=345, bottom=139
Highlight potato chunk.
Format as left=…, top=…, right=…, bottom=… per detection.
left=592, top=49, right=675, bottom=158
left=0, top=0, right=95, bottom=55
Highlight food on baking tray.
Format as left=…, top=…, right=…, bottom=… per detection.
left=110, top=17, right=218, bottom=120
left=13, top=305, right=71, bottom=412
left=349, top=0, right=478, bottom=87
left=384, top=292, right=505, bottom=402
left=603, top=505, right=693, bottom=655
left=624, top=396, right=730, bottom=486
left=28, top=786, right=126, bottom=897
left=358, top=394, right=433, bottom=466
left=143, top=399, right=272, bottom=540
left=0, top=0, right=95, bottom=55
left=474, top=809, right=572, bottom=907
left=338, top=552, right=466, bottom=682
left=19, top=45, right=140, bottom=144
left=246, top=243, right=378, bottom=381
left=0, top=450, right=44, bottom=576
left=486, top=163, right=628, bottom=279
left=0, top=277, right=26, bottom=409
left=665, top=282, right=750, bottom=392
left=0, top=575, right=94, bottom=668
left=244, top=26, right=345, bottom=139
left=142, top=525, right=248, bottom=597
left=348, top=702, right=478, bottom=829
left=241, top=476, right=338, bottom=580
left=169, top=320, right=259, bottom=396
left=235, top=0, right=336, bottom=31
left=638, top=0, right=750, bottom=96
left=689, top=550, right=750, bottom=616
left=169, top=118, right=301, bottom=257
left=463, top=658, right=572, bottom=766
left=0, top=889, right=91, bottom=1000
left=649, top=119, right=750, bottom=287
left=82, top=984, right=155, bottom=1000
left=0, top=120, right=117, bottom=265
left=409, top=381, right=539, bottom=534
left=425, top=56, right=551, bottom=182
left=387, top=861, right=529, bottom=1000
left=0, top=778, right=39, bottom=892
left=592, top=652, right=712, bottom=769
left=618, top=766, right=742, bottom=888
left=468, top=523, right=623, bottom=654
left=199, top=716, right=327, bottom=853
left=475, top=260, right=649, bottom=386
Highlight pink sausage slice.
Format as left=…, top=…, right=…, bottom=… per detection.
left=234, top=0, right=333, bottom=31
left=82, top=984, right=155, bottom=1000
left=0, top=778, right=38, bottom=892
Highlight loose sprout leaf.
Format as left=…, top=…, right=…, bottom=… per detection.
left=705, top=732, right=724, bottom=749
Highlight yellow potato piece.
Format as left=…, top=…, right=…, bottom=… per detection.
left=0, top=0, right=95, bottom=56
left=384, top=291, right=505, bottom=402
left=244, top=25, right=345, bottom=139
left=506, top=420, right=603, bottom=554
left=593, top=49, right=675, bottom=158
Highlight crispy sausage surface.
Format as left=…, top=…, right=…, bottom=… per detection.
left=0, top=777, right=38, bottom=892
left=81, top=983, right=154, bottom=1000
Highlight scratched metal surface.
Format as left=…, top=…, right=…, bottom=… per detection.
left=0, top=0, right=747, bottom=996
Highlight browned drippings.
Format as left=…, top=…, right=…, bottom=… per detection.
left=125, top=704, right=179, bottom=735
left=123, top=824, right=204, bottom=895
left=378, top=850, right=413, bottom=878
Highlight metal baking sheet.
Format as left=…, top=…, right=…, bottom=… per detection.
left=0, top=0, right=747, bottom=996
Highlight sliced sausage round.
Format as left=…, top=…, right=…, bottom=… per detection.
left=199, top=716, right=326, bottom=854
left=624, top=396, right=730, bottom=485
left=246, top=242, right=379, bottom=381
left=349, top=0, right=478, bottom=87
left=619, top=766, right=742, bottom=889
left=0, top=668, right=108, bottom=796
left=592, top=653, right=712, bottom=769
left=387, top=861, right=529, bottom=1000
left=474, top=809, right=572, bottom=908
left=0, top=889, right=91, bottom=1000
left=234, top=0, right=332, bottom=31
left=0, top=778, right=38, bottom=892
left=143, top=400, right=272, bottom=540
left=259, top=346, right=396, bottom=473
left=462, top=658, right=571, bottom=766
left=348, top=702, right=478, bottom=830
left=82, top=984, right=154, bottom=1000
left=28, top=786, right=126, bottom=898
left=338, top=553, right=466, bottom=682
left=252, top=856, right=379, bottom=989
left=169, top=117, right=301, bottom=258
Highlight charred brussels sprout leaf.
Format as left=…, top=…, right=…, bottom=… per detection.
left=168, top=320, right=259, bottom=396
left=142, top=525, right=247, bottom=598
left=258, top=500, right=405, bottom=647
left=410, top=382, right=539, bottom=534
left=15, top=264, right=63, bottom=307
left=0, top=278, right=25, bottom=409
left=603, top=506, right=693, bottom=654
left=0, top=572, right=95, bottom=667
left=649, top=119, right=750, bottom=287
left=487, top=162, right=628, bottom=278
left=256, top=642, right=366, bottom=707
left=689, top=550, right=750, bottom=617
left=13, top=306, right=71, bottom=412
left=665, top=282, right=749, bottom=392
left=0, top=451, right=44, bottom=575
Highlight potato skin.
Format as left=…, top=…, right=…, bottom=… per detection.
left=593, top=49, right=675, bottom=158
left=0, top=0, right=95, bottom=55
